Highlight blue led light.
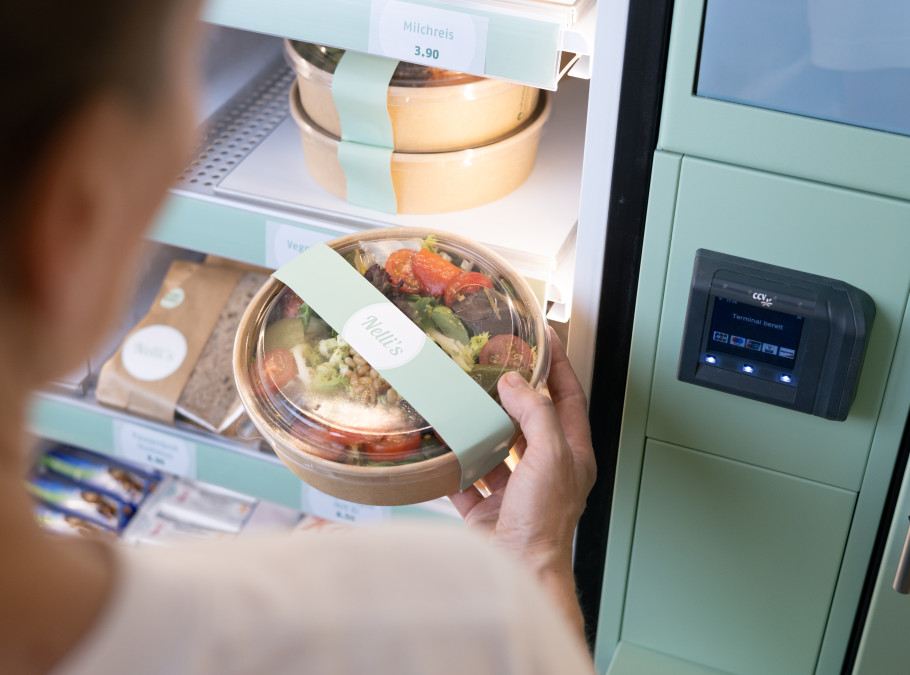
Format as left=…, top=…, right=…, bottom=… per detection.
left=705, top=355, right=717, bottom=364
left=780, top=374, right=792, bottom=384
left=743, top=365, right=754, bottom=374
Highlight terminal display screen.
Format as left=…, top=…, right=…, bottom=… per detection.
left=708, top=296, right=804, bottom=369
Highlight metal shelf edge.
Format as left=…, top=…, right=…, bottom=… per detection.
left=28, top=393, right=457, bottom=521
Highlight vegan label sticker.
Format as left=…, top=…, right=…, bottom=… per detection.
left=369, top=0, right=489, bottom=75
left=266, top=221, right=339, bottom=270
left=121, top=325, right=187, bottom=382
left=113, top=420, right=197, bottom=478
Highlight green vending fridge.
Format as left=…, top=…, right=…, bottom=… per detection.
left=574, top=1, right=910, bottom=673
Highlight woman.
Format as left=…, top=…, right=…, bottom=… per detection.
left=0, top=2, right=597, bottom=673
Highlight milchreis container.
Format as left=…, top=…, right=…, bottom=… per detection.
left=233, top=228, right=550, bottom=505
left=285, top=40, right=541, bottom=153
left=288, top=82, right=551, bottom=214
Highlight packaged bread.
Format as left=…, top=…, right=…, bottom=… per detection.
left=97, top=260, right=267, bottom=432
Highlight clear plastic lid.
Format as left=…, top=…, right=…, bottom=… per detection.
left=290, top=41, right=482, bottom=88
left=242, top=230, right=548, bottom=468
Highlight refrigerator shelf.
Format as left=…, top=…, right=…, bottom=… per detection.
left=203, top=0, right=597, bottom=91
left=151, top=51, right=587, bottom=304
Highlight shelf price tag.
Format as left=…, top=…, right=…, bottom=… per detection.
left=369, top=0, right=489, bottom=74
left=306, top=488, right=391, bottom=527
left=113, top=420, right=197, bottom=478
left=265, top=221, right=338, bottom=269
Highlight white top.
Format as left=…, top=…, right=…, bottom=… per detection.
left=52, top=523, right=594, bottom=674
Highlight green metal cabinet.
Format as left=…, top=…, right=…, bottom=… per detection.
left=647, top=158, right=910, bottom=492
left=625, top=440, right=855, bottom=674
left=596, top=153, right=910, bottom=674
left=595, top=0, right=910, bottom=670
left=853, top=460, right=910, bottom=674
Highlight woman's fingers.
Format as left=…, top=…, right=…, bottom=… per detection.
left=449, top=485, right=484, bottom=518
left=479, top=460, right=512, bottom=495
left=497, top=371, right=567, bottom=463
left=545, top=328, right=591, bottom=446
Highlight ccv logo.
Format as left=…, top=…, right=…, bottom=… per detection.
left=752, top=292, right=774, bottom=308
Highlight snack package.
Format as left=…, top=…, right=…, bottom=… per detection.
left=26, top=473, right=133, bottom=531
left=152, top=477, right=257, bottom=533
left=39, top=445, right=160, bottom=508
left=33, top=503, right=117, bottom=538
left=241, top=500, right=303, bottom=534
left=96, top=260, right=247, bottom=426
left=121, top=510, right=235, bottom=547
left=293, top=514, right=356, bottom=535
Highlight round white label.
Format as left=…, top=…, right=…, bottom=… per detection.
left=341, top=303, right=426, bottom=371
left=121, top=325, right=188, bottom=381
left=159, top=288, right=185, bottom=309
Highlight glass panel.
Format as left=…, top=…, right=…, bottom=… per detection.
left=697, top=0, right=910, bottom=137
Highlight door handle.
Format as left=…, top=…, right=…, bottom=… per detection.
left=894, top=516, right=910, bottom=594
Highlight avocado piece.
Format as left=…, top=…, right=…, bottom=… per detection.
left=263, top=317, right=308, bottom=352
left=468, top=364, right=531, bottom=399
left=431, top=306, right=470, bottom=345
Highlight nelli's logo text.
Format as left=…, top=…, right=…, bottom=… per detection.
left=342, top=303, right=426, bottom=370
left=752, top=292, right=774, bottom=308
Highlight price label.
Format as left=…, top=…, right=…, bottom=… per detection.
left=306, top=488, right=391, bottom=527
left=113, top=420, right=197, bottom=477
left=265, top=221, right=338, bottom=269
left=369, top=0, right=489, bottom=74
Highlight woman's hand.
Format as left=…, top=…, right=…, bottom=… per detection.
left=450, top=327, right=596, bottom=640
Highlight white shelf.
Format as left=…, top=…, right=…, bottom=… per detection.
left=153, top=46, right=588, bottom=302
left=215, top=77, right=587, bottom=279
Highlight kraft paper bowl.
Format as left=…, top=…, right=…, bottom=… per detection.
left=233, top=228, right=549, bottom=506
left=285, top=40, right=541, bottom=153
left=288, top=81, right=551, bottom=214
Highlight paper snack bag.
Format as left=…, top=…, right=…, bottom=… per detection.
left=96, top=261, right=245, bottom=424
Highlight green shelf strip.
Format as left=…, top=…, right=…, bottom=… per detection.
left=204, top=0, right=562, bottom=90
left=28, top=395, right=303, bottom=509
left=148, top=193, right=348, bottom=269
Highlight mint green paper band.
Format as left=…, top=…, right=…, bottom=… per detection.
left=337, top=141, right=397, bottom=214
left=332, top=51, right=397, bottom=147
left=331, top=51, right=399, bottom=213
left=273, top=243, right=514, bottom=490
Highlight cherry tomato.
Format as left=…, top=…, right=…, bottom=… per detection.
left=412, top=248, right=462, bottom=296
left=385, top=249, right=421, bottom=293
left=363, top=432, right=423, bottom=462
left=280, top=290, right=305, bottom=319
left=479, top=335, right=534, bottom=371
left=258, top=348, right=296, bottom=391
left=444, top=271, right=495, bottom=307
left=292, top=422, right=370, bottom=462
